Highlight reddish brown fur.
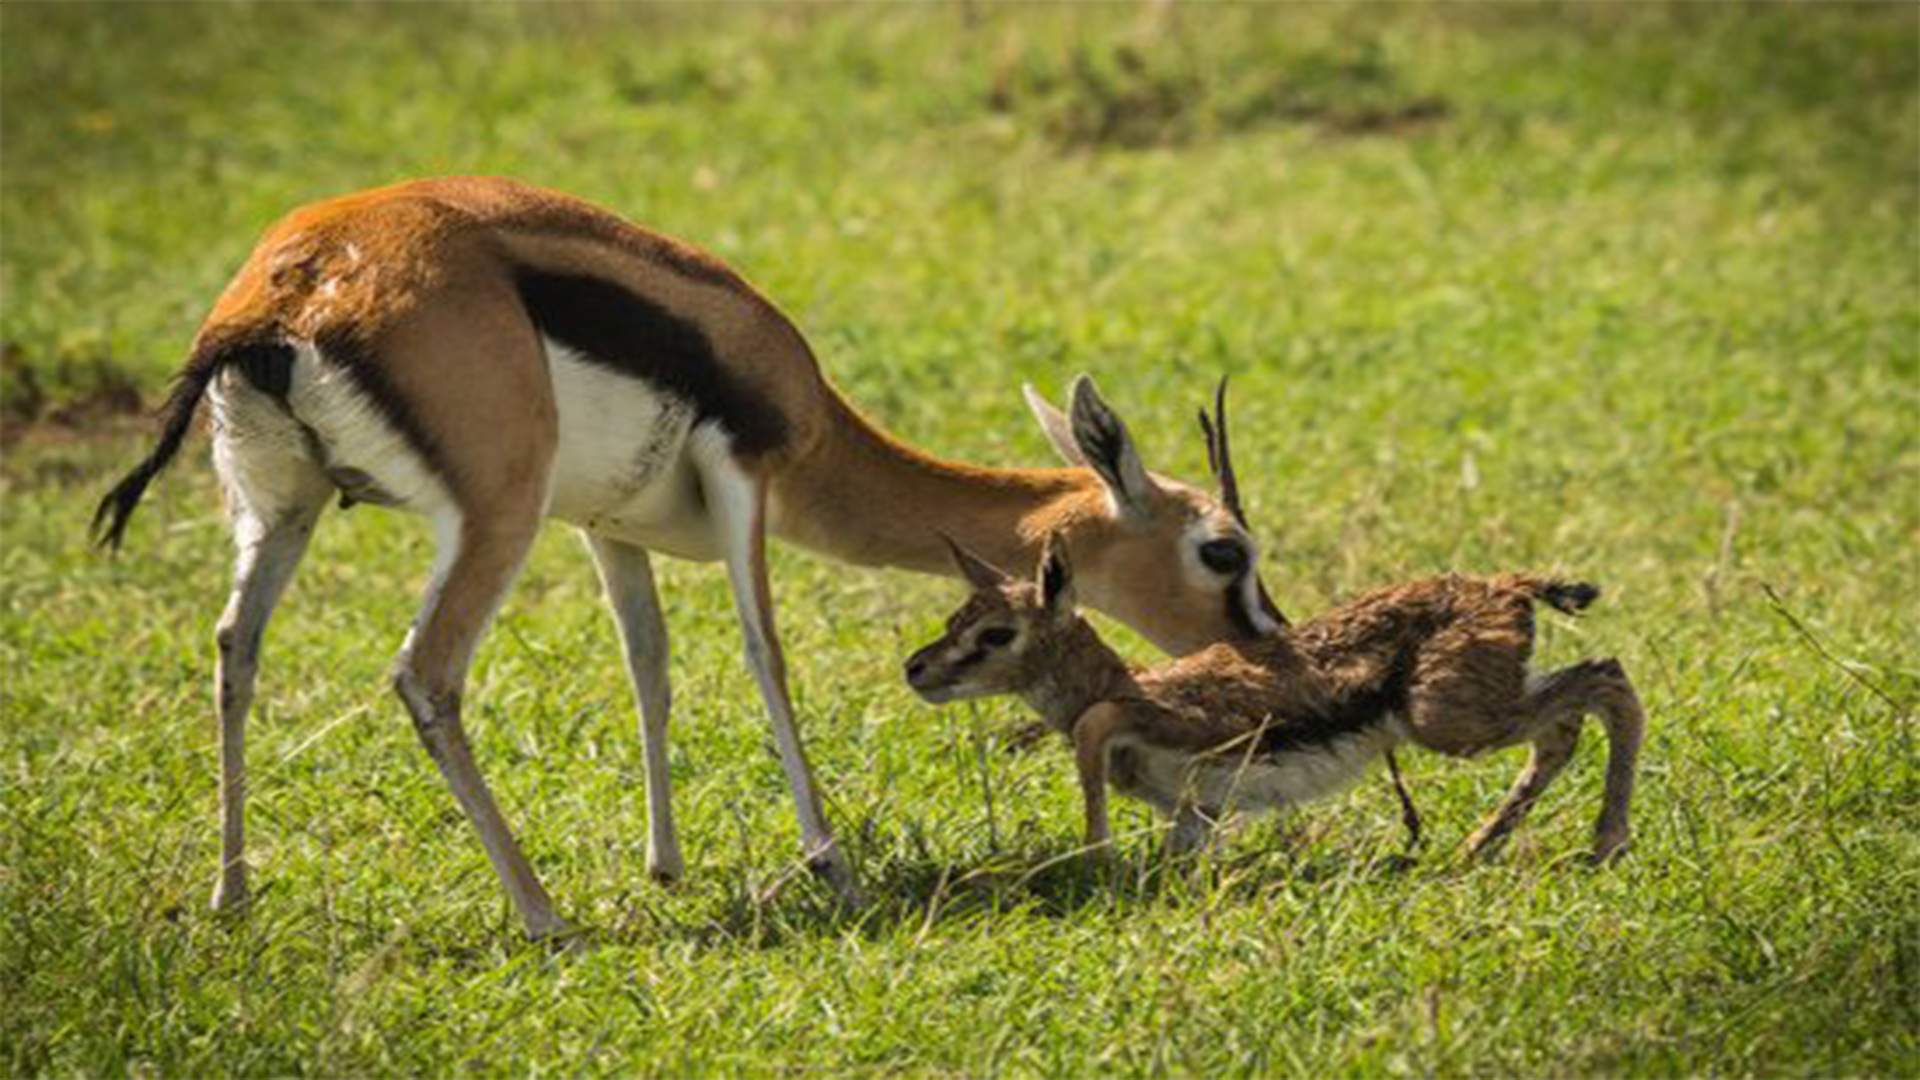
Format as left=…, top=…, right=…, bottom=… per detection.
left=183, top=176, right=1270, bottom=653
left=101, top=177, right=1285, bottom=936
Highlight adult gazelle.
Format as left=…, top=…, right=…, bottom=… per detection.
left=95, top=176, right=1280, bottom=938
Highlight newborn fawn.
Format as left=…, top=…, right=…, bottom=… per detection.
left=904, top=535, right=1645, bottom=862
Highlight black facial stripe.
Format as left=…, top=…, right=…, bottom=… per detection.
left=1226, top=577, right=1262, bottom=639
left=955, top=648, right=988, bottom=669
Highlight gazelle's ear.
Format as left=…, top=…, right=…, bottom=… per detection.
left=1068, top=374, right=1158, bottom=518
left=940, top=533, right=1010, bottom=592
left=1024, top=383, right=1087, bottom=466
left=1037, top=532, right=1075, bottom=613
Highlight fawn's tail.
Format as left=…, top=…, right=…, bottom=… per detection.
left=1525, top=577, right=1602, bottom=615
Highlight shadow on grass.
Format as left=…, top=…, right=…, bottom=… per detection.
left=553, top=825, right=1437, bottom=956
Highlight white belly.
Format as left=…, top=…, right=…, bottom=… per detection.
left=210, top=342, right=459, bottom=522
left=1115, top=719, right=1406, bottom=816
left=543, top=341, right=719, bottom=560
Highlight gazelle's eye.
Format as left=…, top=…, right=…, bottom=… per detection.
left=1198, top=539, right=1248, bottom=576
left=978, top=627, right=1017, bottom=648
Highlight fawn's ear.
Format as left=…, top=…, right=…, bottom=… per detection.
left=1068, top=374, right=1158, bottom=519
left=941, top=533, right=1010, bottom=592
left=1037, top=532, right=1075, bottom=613
left=1024, top=383, right=1087, bottom=467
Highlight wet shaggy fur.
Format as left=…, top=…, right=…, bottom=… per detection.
left=907, top=553, right=1645, bottom=861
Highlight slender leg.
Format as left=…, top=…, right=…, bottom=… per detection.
left=1460, top=659, right=1647, bottom=862
left=1586, top=658, right=1645, bottom=861
left=583, top=533, right=682, bottom=882
left=393, top=513, right=566, bottom=938
left=1164, top=803, right=1213, bottom=857
left=1071, top=704, right=1128, bottom=859
left=1464, top=720, right=1580, bottom=857
left=1382, top=748, right=1423, bottom=852
left=211, top=505, right=324, bottom=911
left=699, top=451, right=860, bottom=904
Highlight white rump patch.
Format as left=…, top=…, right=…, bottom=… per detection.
left=284, top=341, right=455, bottom=515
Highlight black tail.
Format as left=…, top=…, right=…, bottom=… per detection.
left=90, top=335, right=291, bottom=551
left=1534, top=579, right=1601, bottom=615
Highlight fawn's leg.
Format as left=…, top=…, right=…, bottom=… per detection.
left=1071, top=703, right=1136, bottom=859
left=584, top=534, right=683, bottom=883
left=1583, top=658, right=1645, bottom=861
left=1164, top=803, right=1214, bottom=857
left=1463, top=713, right=1581, bottom=858
left=1463, top=658, right=1646, bottom=859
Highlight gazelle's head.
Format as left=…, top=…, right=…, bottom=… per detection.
left=904, top=534, right=1083, bottom=704
left=1023, top=375, right=1284, bottom=655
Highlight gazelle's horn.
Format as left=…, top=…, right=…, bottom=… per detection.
left=1196, top=375, right=1245, bottom=526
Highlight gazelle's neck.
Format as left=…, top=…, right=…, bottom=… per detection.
left=1019, top=620, right=1141, bottom=733
left=766, top=390, right=1104, bottom=575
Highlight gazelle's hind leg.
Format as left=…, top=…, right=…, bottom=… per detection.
left=1462, top=658, right=1644, bottom=861
left=208, top=395, right=333, bottom=912
left=394, top=510, right=565, bottom=938
left=212, top=504, right=326, bottom=910
left=694, top=433, right=860, bottom=904
left=583, top=533, right=683, bottom=882
left=1462, top=708, right=1581, bottom=859
left=1583, top=658, right=1644, bottom=860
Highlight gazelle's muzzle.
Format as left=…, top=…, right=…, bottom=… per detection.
left=903, top=640, right=958, bottom=702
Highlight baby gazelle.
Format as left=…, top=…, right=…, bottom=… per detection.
left=904, top=536, right=1645, bottom=862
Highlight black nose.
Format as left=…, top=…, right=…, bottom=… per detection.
left=904, top=656, right=929, bottom=685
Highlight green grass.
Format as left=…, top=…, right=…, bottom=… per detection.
left=3, top=3, right=1916, bottom=1075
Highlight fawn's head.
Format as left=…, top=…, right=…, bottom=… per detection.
left=904, top=534, right=1084, bottom=704
left=1024, top=375, right=1284, bottom=655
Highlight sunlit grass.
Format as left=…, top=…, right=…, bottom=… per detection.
left=2, top=3, right=1915, bottom=1076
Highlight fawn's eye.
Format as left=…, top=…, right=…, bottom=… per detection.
left=1198, top=539, right=1248, bottom=576
left=978, top=627, right=1017, bottom=648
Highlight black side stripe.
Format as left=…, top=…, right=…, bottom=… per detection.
left=514, top=270, right=789, bottom=456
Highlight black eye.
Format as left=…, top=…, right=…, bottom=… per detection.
left=978, top=627, right=1017, bottom=648
left=1199, top=539, right=1248, bottom=575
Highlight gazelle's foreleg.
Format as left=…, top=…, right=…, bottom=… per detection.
left=1164, top=803, right=1214, bottom=857
left=211, top=503, right=324, bottom=911
left=584, top=534, right=683, bottom=883
left=394, top=512, right=566, bottom=938
left=698, top=441, right=860, bottom=904
left=1070, top=703, right=1134, bottom=859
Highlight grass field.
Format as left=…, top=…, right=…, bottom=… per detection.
left=3, top=3, right=1917, bottom=1075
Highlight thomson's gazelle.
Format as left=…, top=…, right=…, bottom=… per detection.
left=905, top=532, right=1646, bottom=863
left=93, top=176, right=1281, bottom=938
